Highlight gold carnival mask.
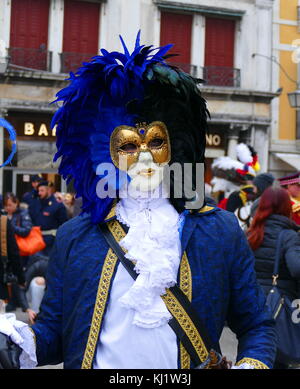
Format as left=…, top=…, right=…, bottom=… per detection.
left=110, top=121, right=171, bottom=171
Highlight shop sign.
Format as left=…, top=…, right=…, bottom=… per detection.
left=24, top=122, right=56, bottom=137
left=205, top=133, right=222, bottom=147
left=6, top=112, right=56, bottom=140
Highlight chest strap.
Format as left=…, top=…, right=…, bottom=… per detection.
left=99, top=220, right=223, bottom=369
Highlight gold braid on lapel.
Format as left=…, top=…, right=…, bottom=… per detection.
left=82, top=215, right=207, bottom=369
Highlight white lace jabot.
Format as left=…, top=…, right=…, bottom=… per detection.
left=116, top=186, right=182, bottom=328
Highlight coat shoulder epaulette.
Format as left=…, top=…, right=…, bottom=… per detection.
left=196, top=205, right=220, bottom=215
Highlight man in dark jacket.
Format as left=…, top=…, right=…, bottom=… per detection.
left=31, top=181, right=68, bottom=256
left=22, top=175, right=42, bottom=221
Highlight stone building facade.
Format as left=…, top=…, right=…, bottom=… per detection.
left=269, top=0, right=300, bottom=178
left=0, top=0, right=278, bottom=196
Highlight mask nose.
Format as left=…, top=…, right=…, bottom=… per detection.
left=140, top=143, right=148, bottom=152
left=138, top=151, right=153, bottom=163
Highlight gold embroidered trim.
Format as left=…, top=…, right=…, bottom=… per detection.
left=236, top=357, right=269, bottom=369
left=198, top=205, right=215, bottom=214
left=107, top=218, right=127, bottom=243
left=28, top=327, right=36, bottom=346
left=109, top=220, right=202, bottom=369
left=240, top=184, right=254, bottom=190
left=161, top=290, right=208, bottom=365
left=104, top=202, right=117, bottom=221
left=239, top=190, right=247, bottom=206
left=180, top=252, right=192, bottom=304
left=83, top=219, right=198, bottom=369
left=179, top=252, right=192, bottom=369
left=81, top=247, right=119, bottom=369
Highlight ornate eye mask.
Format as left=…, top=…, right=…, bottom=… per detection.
left=110, top=121, right=171, bottom=171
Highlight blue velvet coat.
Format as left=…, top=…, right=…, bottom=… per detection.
left=31, top=205, right=276, bottom=369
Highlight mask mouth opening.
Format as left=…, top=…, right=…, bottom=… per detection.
left=138, top=168, right=155, bottom=177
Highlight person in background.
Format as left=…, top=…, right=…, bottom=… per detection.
left=226, top=184, right=257, bottom=230
left=19, top=182, right=67, bottom=319
left=278, top=172, right=300, bottom=225
left=32, top=181, right=68, bottom=257
left=250, top=173, right=275, bottom=218
left=0, top=213, right=26, bottom=318
left=22, top=175, right=42, bottom=207
left=54, top=192, right=65, bottom=203
left=47, top=182, right=56, bottom=197
left=3, top=193, right=36, bottom=324
left=63, top=193, right=75, bottom=219
left=23, top=252, right=49, bottom=322
left=4, top=193, right=32, bottom=269
left=22, top=175, right=43, bottom=222
left=247, top=186, right=300, bottom=368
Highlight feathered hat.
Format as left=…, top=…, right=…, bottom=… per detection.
left=235, top=143, right=260, bottom=176
left=212, top=143, right=260, bottom=188
left=51, top=32, right=209, bottom=223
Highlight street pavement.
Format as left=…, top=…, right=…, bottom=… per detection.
left=15, top=307, right=238, bottom=369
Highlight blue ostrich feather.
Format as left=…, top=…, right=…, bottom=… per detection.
left=51, top=31, right=172, bottom=224
left=0, top=118, right=17, bottom=167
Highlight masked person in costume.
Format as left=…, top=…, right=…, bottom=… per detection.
left=278, top=172, right=300, bottom=225
left=211, top=143, right=259, bottom=229
left=0, top=33, right=276, bottom=369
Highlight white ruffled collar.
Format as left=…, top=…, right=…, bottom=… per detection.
left=116, top=186, right=182, bottom=328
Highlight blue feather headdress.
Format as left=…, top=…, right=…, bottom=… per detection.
left=51, top=32, right=208, bottom=223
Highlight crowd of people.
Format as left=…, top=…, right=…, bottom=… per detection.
left=0, top=174, right=81, bottom=324
left=209, top=153, right=300, bottom=368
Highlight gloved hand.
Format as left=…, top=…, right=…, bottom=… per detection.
left=0, top=332, right=22, bottom=369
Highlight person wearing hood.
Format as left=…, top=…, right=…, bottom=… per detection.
left=250, top=173, right=275, bottom=218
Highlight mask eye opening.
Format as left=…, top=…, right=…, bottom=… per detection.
left=148, top=138, right=164, bottom=149
left=119, top=143, right=138, bottom=153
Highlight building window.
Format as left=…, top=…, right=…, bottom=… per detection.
left=160, top=11, right=196, bottom=76
left=203, top=17, right=240, bottom=87
left=61, top=0, right=101, bottom=73
left=9, top=0, right=51, bottom=71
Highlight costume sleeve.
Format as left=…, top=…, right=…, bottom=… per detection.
left=12, top=210, right=33, bottom=237
left=30, top=227, right=66, bottom=366
left=226, top=220, right=277, bottom=369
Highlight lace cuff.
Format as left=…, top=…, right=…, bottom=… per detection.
left=0, top=313, right=37, bottom=369
left=14, top=324, right=38, bottom=369
left=231, top=362, right=255, bottom=369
